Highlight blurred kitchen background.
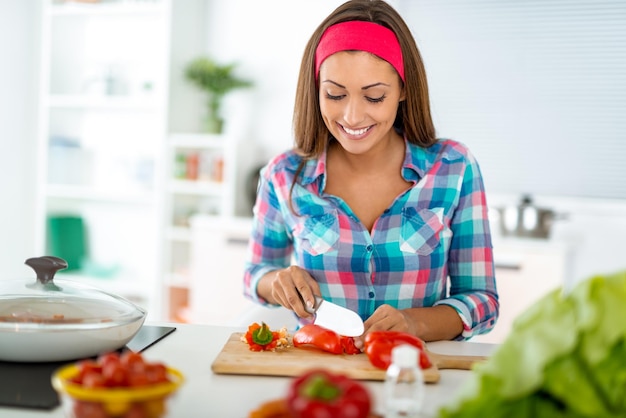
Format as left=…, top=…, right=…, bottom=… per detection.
left=1, top=0, right=625, bottom=341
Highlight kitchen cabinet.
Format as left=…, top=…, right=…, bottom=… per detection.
left=471, top=238, right=574, bottom=344
left=187, top=215, right=255, bottom=324
left=161, top=132, right=242, bottom=321
left=35, top=0, right=206, bottom=320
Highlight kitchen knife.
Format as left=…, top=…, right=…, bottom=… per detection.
left=304, top=295, right=364, bottom=337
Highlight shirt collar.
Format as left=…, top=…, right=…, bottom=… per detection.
left=300, top=149, right=327, bottom=187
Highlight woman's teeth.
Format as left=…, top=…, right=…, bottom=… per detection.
left=343, top=126, right=370, bottom=135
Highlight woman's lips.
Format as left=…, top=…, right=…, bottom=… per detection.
left=339, top=123, right=373, bottom=139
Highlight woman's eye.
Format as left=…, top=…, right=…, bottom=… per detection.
left=324, top=93, right=386, bottom=102
left=325, top=93, right=344, bottom=101
left=366, top=94, right=386, bottom=103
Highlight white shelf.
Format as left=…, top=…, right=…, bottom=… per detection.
left=35, top=0, right=187, bottom=322
left=168, top=133, right=227, bottom=149
left=46, top=94, right=161, bottom=110
left=164, top=271, right=191, bottom=288
left=166, top=226, right=192, bottom=242
left=46, top=184, right=154, bottom=204
left=37, top=1, right=250, bottom=323
left=162, top=131, right=242, bottom=321
left=168, top=179, right=224, bottom=195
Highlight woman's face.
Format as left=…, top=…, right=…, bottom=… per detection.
left=318, top=50, right=405, bottom=156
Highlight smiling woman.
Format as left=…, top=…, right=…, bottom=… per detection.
left=243, top=0, right=498, bottom=347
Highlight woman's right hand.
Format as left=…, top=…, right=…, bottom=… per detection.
left=259, top=266, right=320, bottom=319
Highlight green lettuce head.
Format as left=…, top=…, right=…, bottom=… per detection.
left=439, top=270, right=626, bottom=418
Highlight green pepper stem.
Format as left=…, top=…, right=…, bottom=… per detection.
left=252, top=322, right=274, bottom=346
left=301, top=373, right=341, bottom=402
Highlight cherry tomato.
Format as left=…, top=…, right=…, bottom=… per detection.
left=74, top=360, right=102, bottom=384
left=123, top=404, right=147, bottom=418
left=102, top=362, right=127, bottom=387
left=82, top=371, right=106, bottom=388
left=127, top=373, right=150, bottom=387
left=72, top=351, right=172, bottom=388
left=120, top=351, right=144, bottom=369
left=73, top=401, right=108, bottom=418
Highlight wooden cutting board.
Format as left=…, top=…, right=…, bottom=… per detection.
left=211, top=333, right=486, bottom=383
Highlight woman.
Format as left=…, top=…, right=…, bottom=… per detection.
left=243, top=0, right=498, bottom=345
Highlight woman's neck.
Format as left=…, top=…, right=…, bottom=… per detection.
left=328, top=130, right=405, bottom=176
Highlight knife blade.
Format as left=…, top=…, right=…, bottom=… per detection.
left=304, top=295, right=364, bottom=337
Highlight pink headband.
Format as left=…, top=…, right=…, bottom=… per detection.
left=315, top=21, right=405, bottom=82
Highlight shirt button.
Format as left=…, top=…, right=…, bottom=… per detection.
left=368, top=291, right=375, bottom=298
left=366, top=245, right=373, bottom=252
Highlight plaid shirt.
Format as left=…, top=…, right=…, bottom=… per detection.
left=244, top=138, right=499, bottom=339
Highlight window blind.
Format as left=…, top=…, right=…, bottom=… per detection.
left=398, top=0, right=626, bottom=199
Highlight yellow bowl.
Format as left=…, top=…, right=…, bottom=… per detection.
left=52, top=364, right=184, bottom=418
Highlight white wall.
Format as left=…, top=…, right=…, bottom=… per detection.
left=0, top=0, right=624, bottom=286
left=400, top=0, right=626, bottom=201
left=398, top=0, right=626, bottom=283
left=0, top=1, right=40, bottom=280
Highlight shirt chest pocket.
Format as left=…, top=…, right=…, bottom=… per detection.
left=295, top=211, right=340, bottom=256
left=400, top=207, right=445, bottom=256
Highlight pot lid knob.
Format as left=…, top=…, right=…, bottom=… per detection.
left=25, top=256, right=68, bottom=285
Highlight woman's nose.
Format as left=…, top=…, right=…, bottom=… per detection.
left=343, top=97, right=365, bottom=126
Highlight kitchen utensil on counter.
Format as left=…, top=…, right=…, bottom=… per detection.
left=0, top=256, right=146, bottom=362
left=495, top=195, right=568, bottom=239
left=211, top=333, right=487, bottom=383
left=303, top=295, right=365, bottom=337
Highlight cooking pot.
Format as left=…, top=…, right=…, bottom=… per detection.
left=495, top=195, right=567, bottom=239
left=0, top=256, right=146, bottom=362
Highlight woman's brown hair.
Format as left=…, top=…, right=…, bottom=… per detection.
left=292, top=0, right=437, bottom=158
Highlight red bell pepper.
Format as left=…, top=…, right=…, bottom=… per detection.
left=364, top=330, right=432, bottom=370
left=292, top=324, right=360, bottom=355
left=286, top=369, right=371, bottom=418
left=340, top=334, right=361, bottom=355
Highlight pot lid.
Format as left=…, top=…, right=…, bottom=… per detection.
left=0, top=256, right=146, bottom=331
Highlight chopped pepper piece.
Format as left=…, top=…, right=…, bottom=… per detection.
left=244, top=322, right=283, bottom=351
left=364, top=330, right=432, bottom=370
left=292, top=324, right=360, bottom=355
left=286, top=369, right=371, bottom=418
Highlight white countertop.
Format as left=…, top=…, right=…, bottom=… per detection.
left=0, top=323, right=497, bottom=418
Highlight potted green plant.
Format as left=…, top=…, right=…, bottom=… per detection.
left=184, top=56, right=253, bottom=134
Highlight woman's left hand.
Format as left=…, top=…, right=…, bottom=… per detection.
left=353, top=304, right=416, bottom=350
left=353, top=304, right=464, bottom=349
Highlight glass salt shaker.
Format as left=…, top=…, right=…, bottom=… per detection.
left=384, top=344, right=425, bottom=418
